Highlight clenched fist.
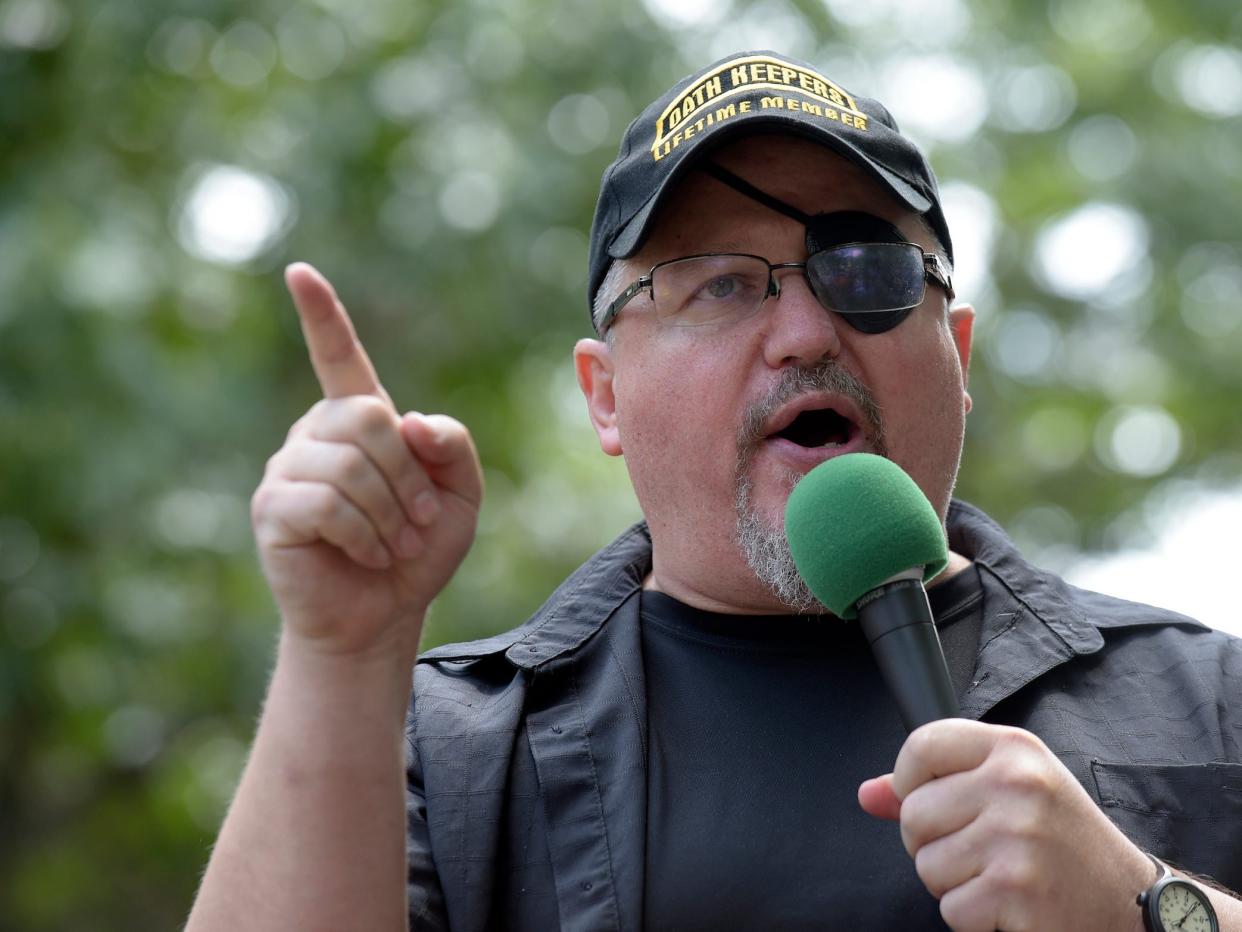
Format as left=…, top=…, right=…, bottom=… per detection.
left=250, top=263, right=483, bottom=661
left=859, top=720, right=1154, bottom=932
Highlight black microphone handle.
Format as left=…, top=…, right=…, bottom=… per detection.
left=856, top=575, right=959, bottom=733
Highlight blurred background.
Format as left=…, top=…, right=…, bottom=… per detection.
left=1, top=0, right=1240, bottom=926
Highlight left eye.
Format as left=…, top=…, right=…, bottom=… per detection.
left=702, top=275, right=739, bottom=299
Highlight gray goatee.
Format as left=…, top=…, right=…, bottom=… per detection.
left=734, top=360, right=887, bottom=614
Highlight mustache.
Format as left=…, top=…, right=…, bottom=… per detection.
left=736, top=360, right=887, bottom=455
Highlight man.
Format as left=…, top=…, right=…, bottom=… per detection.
left=188, top=51, right=1242, bottom=931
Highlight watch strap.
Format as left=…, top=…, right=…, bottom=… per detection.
left=1146, top=853, right=1173, bottom=886
left=1138, top=853, right=1172, bottom=932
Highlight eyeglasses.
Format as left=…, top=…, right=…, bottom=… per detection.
left=599, top=244, right=954, bottom=334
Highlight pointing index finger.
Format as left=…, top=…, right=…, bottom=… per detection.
left=285, top=262, right=392, bottom=405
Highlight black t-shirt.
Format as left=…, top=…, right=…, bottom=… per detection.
left=641, top=564, right=983, bottom=930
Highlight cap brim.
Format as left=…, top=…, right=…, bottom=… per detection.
left=607, top=116, right=933, bottom=261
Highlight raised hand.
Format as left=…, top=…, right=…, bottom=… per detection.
left=250, top=263, right=483, bottom=661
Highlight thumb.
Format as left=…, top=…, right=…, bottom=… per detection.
left=401, top=412, right=484, bottom=508
left=858, top=773, right=902, bottom=821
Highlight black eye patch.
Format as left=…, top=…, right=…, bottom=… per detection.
left=697, top=162, right=930, bottom=333
left=804, top=210, right=911, bottom=254
left=804, top=211, right=920, bottom=332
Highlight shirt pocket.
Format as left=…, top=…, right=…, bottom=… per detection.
left=1091, top=760, right=1242, bottom=893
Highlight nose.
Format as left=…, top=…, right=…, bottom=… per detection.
left=761, top=268, right=843, bottom=368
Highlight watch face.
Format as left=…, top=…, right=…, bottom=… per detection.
left=1156, top=881, right=1216, bottom=932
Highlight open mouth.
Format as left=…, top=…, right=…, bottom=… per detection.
left=770, top=407, right=855, bottom=448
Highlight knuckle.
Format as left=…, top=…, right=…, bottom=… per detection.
left=906, top=725, right=937, bottom=764
left=285, top=411, right=311, bottom=441
left=988, top=756, right=1057, bottom=803
left=337, top=445, right=371, bottom=484
left=250, top=483, right=276, bottom=522
left=354, top=396, right=397, bottom=433
left=1008, top=764, right=1056, bottom=799
left=309, top=485, right=342, bottom=523
left=939, top=897, right=988, bottom=932
left=437, top=415, right=469, bottom=437
left=426, top=414, right=471, bottom=445
left=346, top=516, right=378, bottom=550
left=996, top=726, right=1043, bottom=756
left=399, top=470, right=429, bottom=499
left=305, top=398, right=332, bottom=424
left=990, top=856, right=1037, bottom=896
left=376, top=503, right=405, bottom=538
left=901, top=819, right=928, bottom=856
left=913, top=848, right=944, bottom=895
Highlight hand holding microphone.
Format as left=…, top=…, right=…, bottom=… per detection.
left=783, top=453, right=1156, bottom=930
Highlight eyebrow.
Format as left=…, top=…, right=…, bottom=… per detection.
left=684, top=240, right=750, bottom=255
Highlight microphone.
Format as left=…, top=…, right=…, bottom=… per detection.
left=784, top=453, right=959, bottom=732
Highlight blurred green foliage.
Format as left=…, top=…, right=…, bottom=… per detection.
left=1, top=0, right=1240, bottom=927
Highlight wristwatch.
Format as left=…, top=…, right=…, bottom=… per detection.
left=1136, top=853, right=1218, bottom=931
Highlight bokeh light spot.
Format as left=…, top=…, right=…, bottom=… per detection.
left=103, top=704, right=166, bottom=768
left=370, top=53, right=458, bottom=123
left=881, top=55, right=988, bottom=145
left=1096, top=405, right=1182, bottom=477
left=1020, top=406, right=1089, bottom=472
left=62, top=232, right=159, bottom=316
left=990, top=308, right=1061, bottom=383
left=1070, top=489, right=1242, bottom=636
left=0, top=0, right=70, bottom=50
left=209, top=21, right=278, bottom=88
left=1033, top=202, right=1148, bottom=300
left=438, top=171, right=502, bottom=232
left=1050, top=0, right=1152, bottom=52
left=824, top=0, right=971, bottom=45
left=940, top=181, right=997, bottom=299
left=1177, top=243, right=1242, bottom=340
left=466, top=21, right=525, bottom=81
left=1173, top=44, right=1242, bottom=118
left=992, top=63, right=1076, bottom=133
left=1009, top=503, right=1081, bottom=567
left=642, top=0, right=729, bottom=29
left=175, top=164, right=295, bottom=267
left=1066, top=115, right=1137, bottom=182
left=547, top=93, right=611, bottom=155
left=147, top=18, right=215, bottom=76
left=104, top=573, right=206, bottom=646
left=276, top=10, right=347, bottom=82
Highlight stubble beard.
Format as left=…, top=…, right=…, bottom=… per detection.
left=733, top=360, right=888, bottom=615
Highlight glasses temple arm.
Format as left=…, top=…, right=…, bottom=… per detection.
left=600, top=276, right=652, bottom=331
left=924, top=254, right=954, bottom=302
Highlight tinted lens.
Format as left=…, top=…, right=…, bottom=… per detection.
left=652, top=254, right=770, bottom=326
left=806, top=243, right=926, bottom=331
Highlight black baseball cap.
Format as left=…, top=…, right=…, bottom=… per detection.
left=586, top=50, right=953, bottom=330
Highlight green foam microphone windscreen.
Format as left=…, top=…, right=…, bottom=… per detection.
left=784, top=453, right=948, bottom=618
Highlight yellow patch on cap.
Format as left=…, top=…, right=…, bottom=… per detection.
left=651, top=53, right=869, bottom=162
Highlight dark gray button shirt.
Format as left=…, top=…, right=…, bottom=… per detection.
left=406, top=501, right=1242, bottom=931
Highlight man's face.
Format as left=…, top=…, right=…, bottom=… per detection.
left=575, top=135, right=974, bottom=614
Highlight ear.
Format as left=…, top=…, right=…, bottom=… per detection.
left=574, top=338, right=623, bottom=456
left=949, top=304, right=975, bottom=415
